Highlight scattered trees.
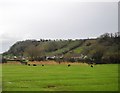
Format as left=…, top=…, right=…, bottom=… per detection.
left=2, top=32, right=120, bottom=64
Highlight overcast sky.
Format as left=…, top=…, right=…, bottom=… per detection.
left=0, top=0, right=118, bottom=53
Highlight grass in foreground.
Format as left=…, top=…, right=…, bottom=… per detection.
left=2, top=63, right=118, bottom=91
left=0, top=64, right=2, bottom=92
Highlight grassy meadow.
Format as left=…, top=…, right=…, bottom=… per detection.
left=2, top=63, right=118, bottom=91
left=0, top=64, right=2, bottom=92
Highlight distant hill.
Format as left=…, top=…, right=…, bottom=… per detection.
left=3, top=32, right=120, bottom=64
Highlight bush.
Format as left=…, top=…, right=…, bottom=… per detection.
left=2, top=58, right=7, bottom=63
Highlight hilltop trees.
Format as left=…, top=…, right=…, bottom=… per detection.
left=97, top=32, right=120, bottom=63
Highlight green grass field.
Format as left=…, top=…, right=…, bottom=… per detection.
left=2, top=64, right=118, bottom=91
left=0, top=64, right=2, bottom=92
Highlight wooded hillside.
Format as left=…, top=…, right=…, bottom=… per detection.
left=3, top=32, right=120, bottom=64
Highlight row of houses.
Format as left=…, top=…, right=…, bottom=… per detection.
left=2, top=54, right=92, bottom=63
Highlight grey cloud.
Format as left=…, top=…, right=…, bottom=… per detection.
left=0, top=1, right=118, bottom=53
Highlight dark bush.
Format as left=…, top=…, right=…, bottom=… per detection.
left=2, top=58, right=7, bottom=63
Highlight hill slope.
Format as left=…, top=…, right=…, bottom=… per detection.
left=3, top=32, right=120, bottom=64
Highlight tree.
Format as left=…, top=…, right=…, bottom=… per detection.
left=2, top=57, right=7, bottom=63
left=90, top=45, right=105, bottom=64
left=98, top=33, right=111, bottom=43
left=24, top=45, right=45, bottom=61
